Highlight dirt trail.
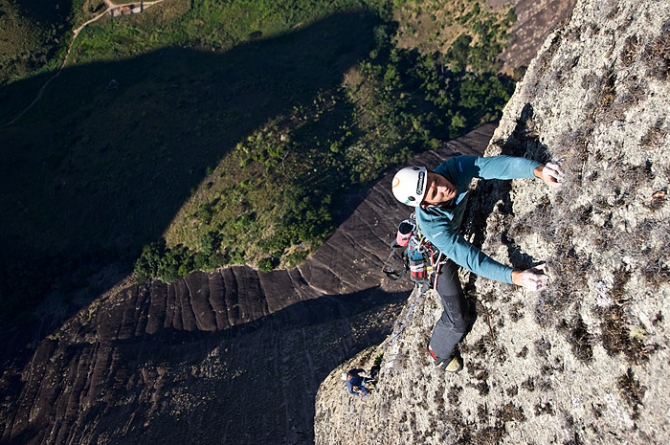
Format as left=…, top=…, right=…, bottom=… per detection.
left=2, top=0, right=166, bottom=127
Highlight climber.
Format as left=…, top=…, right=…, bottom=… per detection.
left=342, top=369, right=370, bottom=397
left=391, top=155, right=564, bottom=372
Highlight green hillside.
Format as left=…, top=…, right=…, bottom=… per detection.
left=0, top=0, right=517, bottom=327
left=0, top=0, right=70, bottom=82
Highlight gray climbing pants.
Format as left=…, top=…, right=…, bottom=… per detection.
left=428, top=260, right=475, bottom=361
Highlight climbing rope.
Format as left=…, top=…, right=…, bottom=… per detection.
left=387, top=280, right=430, bottom=345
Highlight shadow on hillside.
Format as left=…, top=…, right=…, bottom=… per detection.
left=0, top=12, right=381, bottom=329
left=2, top=284, right=410, bottom=445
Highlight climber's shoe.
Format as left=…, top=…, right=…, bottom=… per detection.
left=443, top=353, right=463, bottom=373
left=430, top=346, right=463, bottom=373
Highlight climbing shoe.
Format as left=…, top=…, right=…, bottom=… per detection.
left=443, top=353, right=463, bottom=373
left=430, top=347, right=463, bottom=373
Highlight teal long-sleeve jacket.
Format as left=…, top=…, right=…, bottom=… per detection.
left=416, top=155, right=542, bottom=284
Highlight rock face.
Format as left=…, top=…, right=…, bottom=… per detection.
left=0, top=125, right=491, bottom=445
left=492, top=0, right=578, bottom=70
left=315, top=1, right=670, bottom=444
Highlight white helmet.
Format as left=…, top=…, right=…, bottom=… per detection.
left=392, top=166, right=427, bottom=207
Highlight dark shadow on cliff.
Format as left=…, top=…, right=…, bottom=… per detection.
left=0, top=12, right=381, bottom=329
left=454, top=103, right=558, bottom=338
left=0, top=283, right=410, bottom=445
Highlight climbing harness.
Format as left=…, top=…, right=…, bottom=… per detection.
left=382, top=212, right=446, bottom=287
left=382, top=212, right=448, bottom=344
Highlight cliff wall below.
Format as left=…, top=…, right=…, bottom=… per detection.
left=0, top=128, right=489, bottom=445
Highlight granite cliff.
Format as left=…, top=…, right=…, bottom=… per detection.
left=315, top=0, right=670, bottom=443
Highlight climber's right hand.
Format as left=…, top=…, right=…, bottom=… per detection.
left=511, top=264, right=549, bottom=292
left=534, top=162, right=564, bottom=188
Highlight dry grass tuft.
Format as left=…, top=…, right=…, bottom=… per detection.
left=617, top=368, right=647, bottom=419
left=595, top=270, right=650, bottom=364
left=521, top=377, right=535, bottom=392
left=534, top=337, right=552, bottom=359
left=447, top=385, right=462, bottom=405
left=598, top=70, right=617, bottom=108
left=620, top=35, right=639, bottom=67
left=640, top=119, right=668, bottom=149
left=508, top=301, right=525, bottom=322
left=618, top=73, right=647, bottom=108
left=643, top=19, right=670, bottom=80
left=559, top=315, right=594, bottom=362
left=497, top=402, right=526, bottom=422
